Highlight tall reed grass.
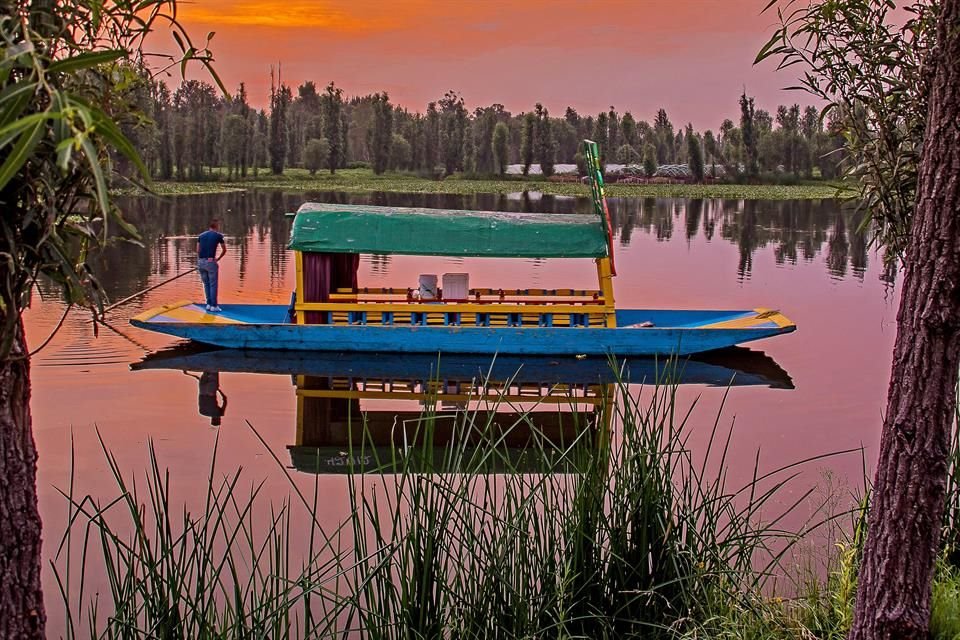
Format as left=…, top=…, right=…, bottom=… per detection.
left=54, top=371, right=856, bottom=638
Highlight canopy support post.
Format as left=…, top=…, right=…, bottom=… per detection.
left=597, top=257, right=617, bottom=327
left=296, top=374, right=306, bottom=441
left=295, top=251, right=305, bottom=325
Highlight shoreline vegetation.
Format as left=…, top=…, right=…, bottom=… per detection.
left=122, top=169, right=843, bottom=200
left=54, top=377, right=960, bottom=639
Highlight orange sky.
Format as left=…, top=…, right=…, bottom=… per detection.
left=169, top=0, right=799, bottom=129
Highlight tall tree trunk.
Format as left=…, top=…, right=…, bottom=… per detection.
left=0, top=321, right=45, bottom=639
left=851, top=1, right=960, bottom=638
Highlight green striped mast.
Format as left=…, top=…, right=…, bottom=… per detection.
left=583, top=139, right=617, bottom=275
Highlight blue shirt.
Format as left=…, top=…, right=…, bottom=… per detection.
left=198, top=230, right=225, bottom=259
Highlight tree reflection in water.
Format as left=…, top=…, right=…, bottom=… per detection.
left=41, top=189, right=891, bottom=306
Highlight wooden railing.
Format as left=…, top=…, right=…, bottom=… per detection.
left=328, top=287, right=603, bottom=303
left=294, top=300, right=610, bottom=328
left=296, top=375, right=607, bottom=405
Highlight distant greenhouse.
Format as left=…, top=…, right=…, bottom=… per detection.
left=504, top=162, right=727, bottom=180
left=654, top=164, right=692, bottom=179
left=653, top=164, right=727, bottom=179
left=505, top=164, right=578, bottom=176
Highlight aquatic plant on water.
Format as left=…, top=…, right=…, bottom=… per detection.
left=128, top=168, right=841, bottom=200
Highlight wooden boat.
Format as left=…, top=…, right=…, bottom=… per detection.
left=131, top=141, right=796, bottom=356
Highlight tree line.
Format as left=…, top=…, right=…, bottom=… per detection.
left=127, top=72, right=845, bottom=182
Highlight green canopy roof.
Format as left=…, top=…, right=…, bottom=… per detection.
left=288, top=203, right=608, bottom=258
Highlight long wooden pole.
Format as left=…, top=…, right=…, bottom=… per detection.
left=101, top=267, right=198, bottom=315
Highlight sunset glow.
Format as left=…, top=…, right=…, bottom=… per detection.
left=173, top=0, right=794, bottom=128
left=178, top=0, right=413, bottom=31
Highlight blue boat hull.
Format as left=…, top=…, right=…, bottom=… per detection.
left=130, top=304, right=796, bottom=356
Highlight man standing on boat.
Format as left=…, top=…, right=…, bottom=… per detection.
left=197, top=219, right=226, bottom=312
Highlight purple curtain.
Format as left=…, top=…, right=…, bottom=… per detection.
left=302, top=252, right=360, bottom=324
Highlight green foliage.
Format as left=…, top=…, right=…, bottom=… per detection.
left=740, top=93, right=759, bottom=177
left=815, top=122, right=846, bottom=181
left=0, top=1, right=218, bottom=355
left=339, top=109, right=350, bottom=169
left=171, top=80, right=219, bottom=180
left=554, top=119, right=579, bottom=163
left=643, top=143, right=658, bottom=177
left=592, top=111, right=609, bottom=171
left=285, top=81, right=321, bottom=169
left=607, top=105, right=620, bottom=150
left=674, top=128, right=687, bottom=164
left=369, top=92, right=392, bottom=175
left=687, top=125, right=705, bottom=182
left=249, top=110, right=269, bottom=176
left=220, top=113, right=251, bottom=179
left=388, top=133, right=411, bottom=171
left=126, top=86, right=852, bottom=186
left=519, top=111, right=535, bottom=175
left=438, top=90, right=467, bottom=175
left=653, top=108, right=674, bottom=164
left=462, top=120, right=476, bottom=173
left=533, top=103, right=557, bottom=177
left=303, top=137, right=330, bottom=175
left=116, top=183, right=247, bottom=197
left=617, top=143, right=640, bottom=165
left=57, top=373, right=841, bottom=638
left=153, top=168, right=840, bottom=199
left=720, top=119, right=741, bottom=173
left=789, top=497, right=867, bottom=640
left=573, top=151, right=587, bottom=177
left=703, top=130, right=720, bottom=174
left=943, top=406, right=960, bottom=567
left=757, top=0, right=937, bottom=258
left=491, top=121, right=509, bottom=175
left=932, top=562, right=960, bottom=640
left=621, top=111, right=638, bottom=147
left=470, top=104, right=506, bottom=174
left=423, top=102, right=439, bottom=171
left=268, top=76, right=291, bottom=175
left=63, top=377, right=960, bottom=639
left=321, top=82, right=344, bottom=174
left=56, top=432, right=340, bottom=639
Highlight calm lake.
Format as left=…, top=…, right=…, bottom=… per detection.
left=27, top=189, right=898, bottom=622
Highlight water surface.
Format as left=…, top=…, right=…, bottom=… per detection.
left=27, top=189, right=898, bottom=621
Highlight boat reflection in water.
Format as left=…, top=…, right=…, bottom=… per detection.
left=133, top=348, right=793, bottom=474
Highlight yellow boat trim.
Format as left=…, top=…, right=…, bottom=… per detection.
left=596, top=257, right=617, bottom=327
left=130, top=300, right=192, bottom=323
left=294, top=301, right=604, bottom=314
left=295, top=251, right=305, bottom=325
left=131, top=300, right=243, bottom=325
left=701, top=308, right=795, bottom=330
left=161, top=306, right=244, bottom=325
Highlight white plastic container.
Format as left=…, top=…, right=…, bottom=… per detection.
left=418, top=274, right=438, bottom=300
left=442, top=273, right=470, bottom=300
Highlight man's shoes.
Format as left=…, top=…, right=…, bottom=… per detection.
left=209, top=306, right=222, bottom=312
left=205, top=305, right=212, bottom=311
